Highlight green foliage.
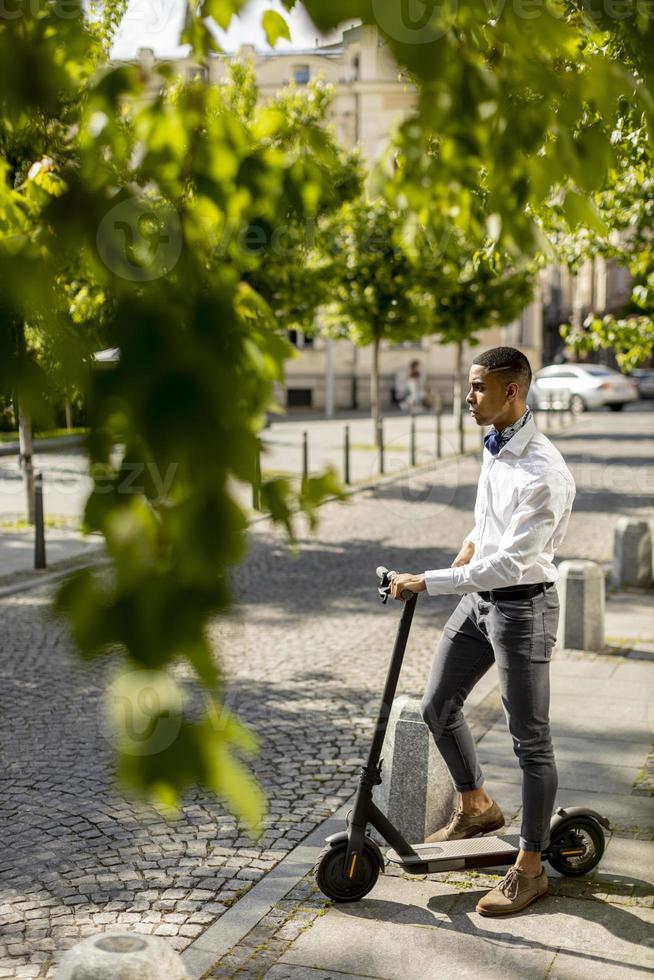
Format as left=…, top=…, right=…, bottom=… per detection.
left=303, top=0, right=653, bottom=259
left=539, top=95, right=654, bottom=365
left=0, top=3, right=353, bottom=832
left=322, top=197, right=433, bottom=346
left=244, top=77, right=363, bottom=331
left=561, top=314, right=654, bottom=370
left=409, top=227, right=536, bottom=346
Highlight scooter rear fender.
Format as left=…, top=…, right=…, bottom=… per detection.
left=550, top=806, right=611, bottom=833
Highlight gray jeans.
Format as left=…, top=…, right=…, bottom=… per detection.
left=421, top=587, right=560, bottom=852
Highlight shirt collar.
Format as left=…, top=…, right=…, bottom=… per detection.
left=497, top=411, right=537, bottom=456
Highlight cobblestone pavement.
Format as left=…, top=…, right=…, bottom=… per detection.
left=0, top=410, right=652, bottom=978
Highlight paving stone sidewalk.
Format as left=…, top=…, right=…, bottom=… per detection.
left=0, top=410, right=652, bottom=979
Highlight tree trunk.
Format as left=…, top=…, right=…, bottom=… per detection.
left=453, top=340, right=465, bottom=454
left=18, top=401, right=35, bottom=524
left=65, top=398, right=73, bottom=433
left=452, top=339, right=464, bottom=420
left=15, top=320, right=35, bottom=523
left=350, top=341, right=359, bottom=411
left=371, top=335, right=382, bottom=448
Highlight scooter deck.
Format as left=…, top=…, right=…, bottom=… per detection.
left=385, top=835, right=520, bottom=873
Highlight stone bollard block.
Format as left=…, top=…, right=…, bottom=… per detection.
left=557, top=560, right=605, bottom=652
left=613, top=517, right=653, bottom=589
left=56, top=933, right=188, bottom=979
left=372, top=695, right=457, bottom=846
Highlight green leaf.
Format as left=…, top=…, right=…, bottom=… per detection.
left=562, top=191, right=608, bottom=235
left=262, top=9, right=291, bottom=47
left=203, top=0, right=244, bottom=30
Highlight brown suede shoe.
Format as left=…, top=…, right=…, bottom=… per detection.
left=476, top=866, right=548, bottom=916
left=424, top=800, right=505, bottom=844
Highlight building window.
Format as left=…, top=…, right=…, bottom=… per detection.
left=287, top=388, right=313, bottom=407
left=188, top=66, right=208, bottom=82
left=293, top=65, right=310, bottom=85
left=287, top=330, right=314, bottom=348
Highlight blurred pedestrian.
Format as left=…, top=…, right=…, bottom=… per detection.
left=399, top=359, right=431, bottom=413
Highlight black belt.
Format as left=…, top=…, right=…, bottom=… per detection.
left=478, top=582, right=554, bottom=602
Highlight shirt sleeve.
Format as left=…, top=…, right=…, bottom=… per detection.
left=424, top=475, right=570, bottom=596
left=463, top=526, right=477, bottom=545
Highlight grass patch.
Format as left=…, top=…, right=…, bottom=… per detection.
left=0, top=517, right=81, bottom=531
left=0, top=427, right=88, bottom=443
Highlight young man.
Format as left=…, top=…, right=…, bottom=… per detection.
left=389, top=346, right=575, bottom=916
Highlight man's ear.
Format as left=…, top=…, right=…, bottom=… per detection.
left=506, top=381, right=519, bottom=402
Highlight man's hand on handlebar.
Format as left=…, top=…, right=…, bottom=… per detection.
left=390, top=573, right=427, bottom=601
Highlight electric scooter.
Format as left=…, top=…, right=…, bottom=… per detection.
left=314, top=567, right=609, bottom=903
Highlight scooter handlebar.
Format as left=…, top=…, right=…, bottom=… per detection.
left=376, top=566, right=416, bottom=603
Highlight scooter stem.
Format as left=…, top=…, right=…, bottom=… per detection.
left=366, top=593, right=417, bottom=770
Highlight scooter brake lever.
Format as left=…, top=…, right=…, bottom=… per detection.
left=376, top=567, right=415, bottom=603
left=377, top=566, right=392, bottom=603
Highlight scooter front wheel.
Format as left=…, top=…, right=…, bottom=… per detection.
left=547, top=818, right=605, bottom=876
left=314, top=839, right=381, bottom=902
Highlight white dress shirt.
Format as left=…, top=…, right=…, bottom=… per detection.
left=424, top=413, right=575, bottom=596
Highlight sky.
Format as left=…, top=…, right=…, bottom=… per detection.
left=111, top=0, right=357, bottom=60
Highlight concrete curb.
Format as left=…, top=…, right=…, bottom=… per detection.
left=0, top=434, right=86, bottom=457
left=0, top=555, right=110, bottom=599
left=180, top=797, right=354, bottom=980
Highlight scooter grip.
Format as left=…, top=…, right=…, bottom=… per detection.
left=378, top=566, right=416, bottom=601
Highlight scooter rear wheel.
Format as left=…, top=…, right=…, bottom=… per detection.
left=314, top=839, right=380, bottom=902
left=547, top=818, right=605, bottom=876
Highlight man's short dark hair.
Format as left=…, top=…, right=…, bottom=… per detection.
left=472, top=346, right=532, bottom=390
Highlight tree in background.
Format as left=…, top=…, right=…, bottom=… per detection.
left=321, top=197, right=433, bottom=443
left=409, top=224, right=536, bottom=429
left=235, top=67, right=364, bottom=334
left=544, top=115, right=654, bottom=369
left=0, top=0, right=122, bottom=518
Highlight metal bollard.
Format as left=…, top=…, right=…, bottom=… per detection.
left=410, top=415, right=416, bottom=467
left=377, top=419, right=384, bottom=475
left=344, top=424, right=351, bottom=485
left=302, top=430, right=308, bottom=482
left=34, top=472, right=46, bottom=570
left=252, top=446, right=261, bottom=511
left=458, top=407, right=465, bottom=455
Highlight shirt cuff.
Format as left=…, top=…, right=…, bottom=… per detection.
left=463, top=526, right=477, bottom=545
left=424, top=568, right=458, bottom=596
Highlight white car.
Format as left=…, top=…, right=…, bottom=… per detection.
left=531, top=364, right=639, bottom=413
